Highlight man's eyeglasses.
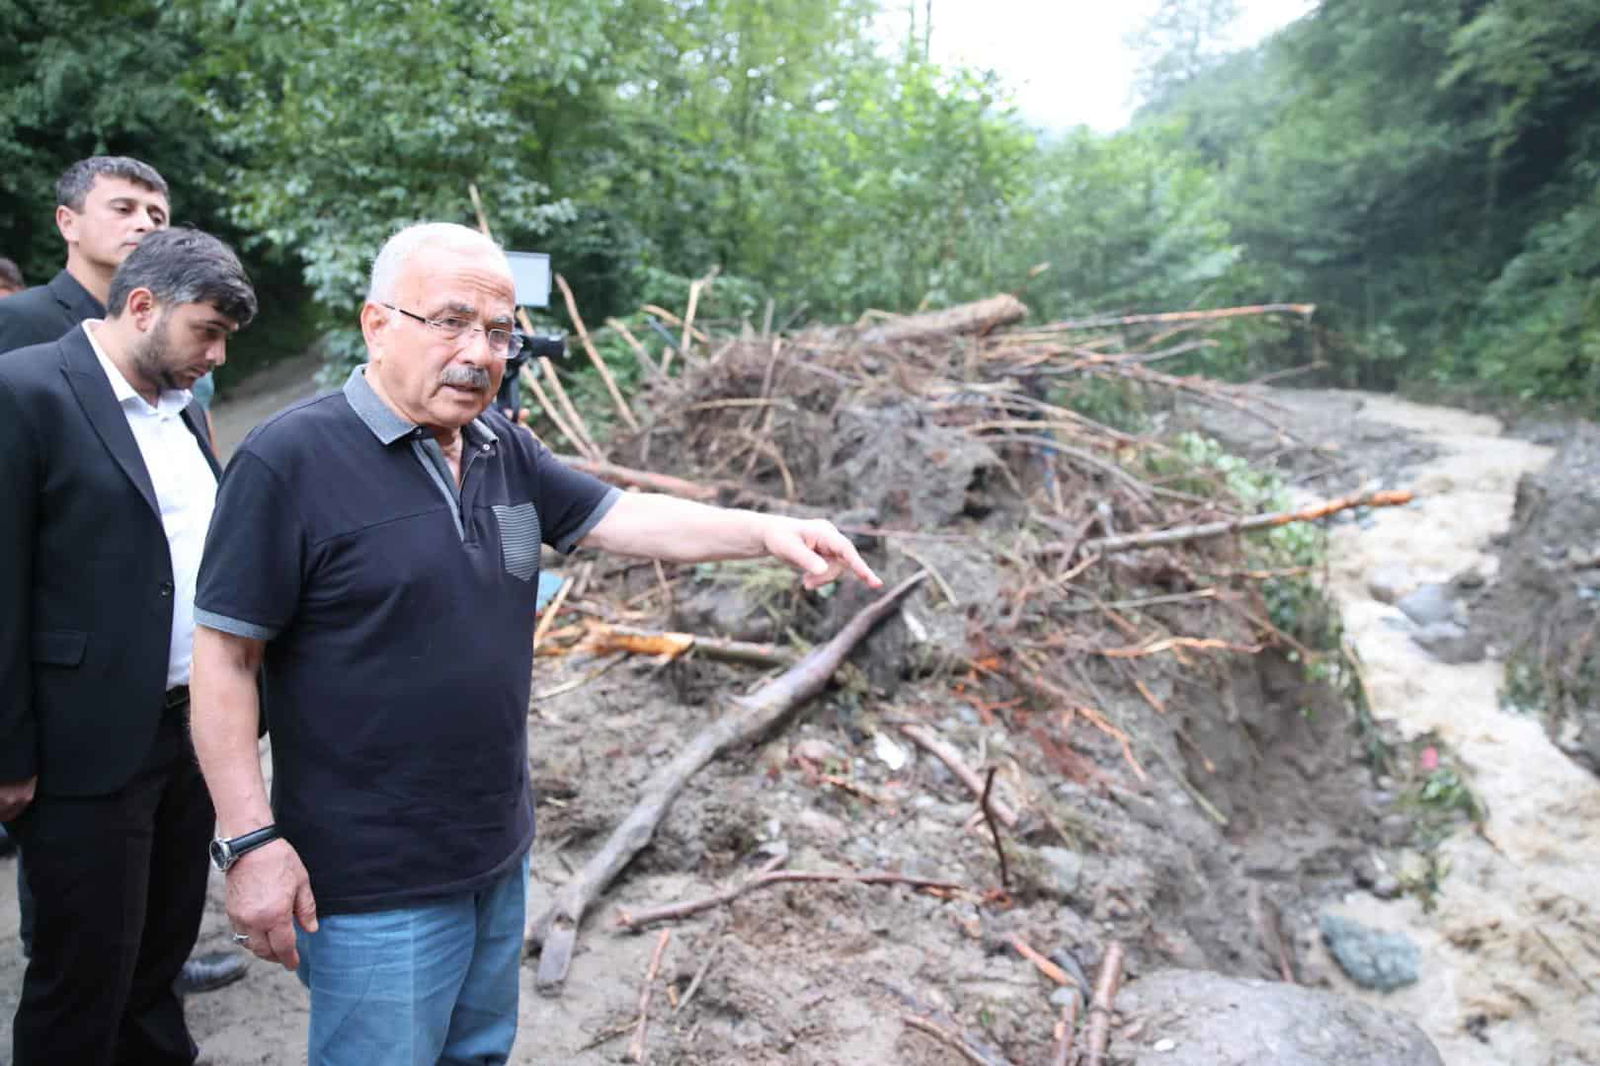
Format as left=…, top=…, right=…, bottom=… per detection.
left=382, top=303, right=523, bottom=360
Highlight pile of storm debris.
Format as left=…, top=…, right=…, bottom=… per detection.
left=510, top=289, right=1441, bottom=1065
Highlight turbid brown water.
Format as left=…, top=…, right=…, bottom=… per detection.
left=1312, top=395, right=1598, bottom=1066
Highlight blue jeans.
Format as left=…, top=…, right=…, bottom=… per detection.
left=296, top=854, right=528, bottom=1066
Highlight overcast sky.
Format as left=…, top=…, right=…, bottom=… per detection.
left=925, top=0, right=1316, bottom=132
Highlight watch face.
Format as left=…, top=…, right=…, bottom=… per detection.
left=209, top=839, right=230, bottom=870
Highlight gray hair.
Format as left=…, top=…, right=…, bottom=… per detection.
left=56, top=156, right=169, bottom=211
left=107, top=227, right=257, bottom=326
left=367, top=222, right=509, bottom=304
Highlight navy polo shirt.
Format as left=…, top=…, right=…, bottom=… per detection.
left=195, top=368, right=619, bottom=914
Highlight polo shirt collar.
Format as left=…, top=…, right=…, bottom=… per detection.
left=343, top=366, right=496, bottom=448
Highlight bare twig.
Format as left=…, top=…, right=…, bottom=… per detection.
left=1081, top=942, right=1126, bottom=1066
left=556, top=273, right=640, bottom=432
left=606, top=317, right=662, bottom=380
left=538, top=356, right=602, bottom=460
left=625, top=929, right=671, bottom=1063
left=616, top=866, right=966, bottom=931
left=1040, top=303, right=1315, bottom=332
left=902, top=1015, right=1018, bottom=1066
left=980, top=768, right=1011, bottom=891
left=675, top=939, right=724, bottom=1014
left=1008, top=933, right=1080, bottom=991
left=899, top=724, right=1019, bottom=827
left=1075, top=489, right=1414, bottom=555
left=1050, top=997, right=1079, bottom=1066
left=532, top=576, right=573, bottom=651
left=518, top=366, right=593, bottom=460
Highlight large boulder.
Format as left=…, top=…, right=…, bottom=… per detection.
left=1117, top=970, right=1442, bottom=1066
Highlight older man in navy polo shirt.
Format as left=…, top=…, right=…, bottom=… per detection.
left=188, top=222, right=879, bottom=1066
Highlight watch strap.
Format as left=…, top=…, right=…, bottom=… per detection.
left=217, top=824, right=280, bottom=869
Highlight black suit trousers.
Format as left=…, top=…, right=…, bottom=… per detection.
left=8, top=705, right=213, bottom=1066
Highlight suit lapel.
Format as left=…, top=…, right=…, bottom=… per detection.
left=59, top=327, right=162, bottom=519
left=47, top=270, right=105, bottom=329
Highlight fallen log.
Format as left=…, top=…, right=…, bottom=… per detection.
left=1071, top=488, right=1414, bottom=556
left=615, top=862, right=966, bottom=931
left=527, top=571, right=929, bottom=993
left=861, top=294, right=1028, bottom=344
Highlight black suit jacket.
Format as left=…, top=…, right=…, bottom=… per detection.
left=0, top=270, right=104, bottom=355
left=0, top=326, right=221, bottom=796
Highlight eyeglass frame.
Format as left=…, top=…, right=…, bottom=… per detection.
left=381, top=302, right=524, bottom=360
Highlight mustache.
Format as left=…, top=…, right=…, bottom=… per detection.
left=439, top=365, right=491, bottom=390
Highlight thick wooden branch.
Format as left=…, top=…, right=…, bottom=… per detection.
left=527, top=572, right=928, bottom=994
left=861, top=294, right=1028, bottom=344
left=1071, top=489, right=1413, bottom=556
left=588, top=624, right=796, bottom=669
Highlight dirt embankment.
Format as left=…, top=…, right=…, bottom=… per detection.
left=6, top=328, right=1547, bottom=1064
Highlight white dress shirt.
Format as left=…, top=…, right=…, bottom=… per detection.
left=84, top=321, right=217, bottom=689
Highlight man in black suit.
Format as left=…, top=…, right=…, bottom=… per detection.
left=0, top=228, right=257, bottom=1066
left=0, top=156, right=170, bottom=352
left=0, top=155, right=244, bottom=994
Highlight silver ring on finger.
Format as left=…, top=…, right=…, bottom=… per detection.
left=231, top=932, right=252, bottom=945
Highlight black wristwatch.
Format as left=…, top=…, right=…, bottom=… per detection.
left=209, top=825, right=281, bottom=873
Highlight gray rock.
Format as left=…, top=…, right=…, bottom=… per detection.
left=1319, top=914, right=1420, bottom=992
left=1395, top=584, right=1459, bottom=627
left=1119, top=969, right=1442, bottom=1065
left=1366, top=563, right=1416, bottom=605
left=1410, top=621, right=1487, bottom=664
left=1037, top=846, right=1083, bottom=895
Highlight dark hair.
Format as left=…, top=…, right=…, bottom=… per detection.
left=56, top=156, right=169, bottom=211
left=107, top=228, right=258, bottom=327
left=0, top=257, right=23, bottom=290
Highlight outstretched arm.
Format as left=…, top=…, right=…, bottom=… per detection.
left=578, top=492, right=882, bottom=590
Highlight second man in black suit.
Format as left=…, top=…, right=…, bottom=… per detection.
left=0, top=228, right=257, bottom=1066
left=0, top=156, right=170, bottom=352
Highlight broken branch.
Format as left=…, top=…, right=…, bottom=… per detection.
left=1074, top=489, right=1414, bottom=555
left=556, top=273, right=640, bottom=433
left=899, top=724, right=1019, bottom=828
left=587, top=624, right=796, bottom=669
left=528, top=572, right=929, bottom=993
left=1081, top=942, right=1126, bottom=1066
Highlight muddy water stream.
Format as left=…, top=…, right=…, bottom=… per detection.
left=1313, top=395, right=1599, bottom=1066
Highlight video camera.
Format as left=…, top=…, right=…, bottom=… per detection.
left=493, top=249, right=560, bottom=421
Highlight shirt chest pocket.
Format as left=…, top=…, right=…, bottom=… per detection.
left=491, top=503, right=542, bottom=581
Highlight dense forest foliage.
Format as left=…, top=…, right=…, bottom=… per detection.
left=2, top=0, right=1596, bottom=410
